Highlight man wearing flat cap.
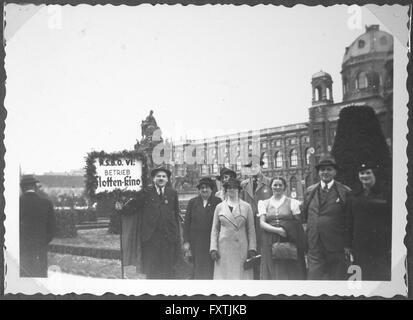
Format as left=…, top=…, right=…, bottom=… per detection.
left=301, top=156, right=352, bottom=280
left=121, top=166, right=182, bottom=279
left=19, top=175, right=55, bottom=277
left=183, top=177, right=221, bottom=279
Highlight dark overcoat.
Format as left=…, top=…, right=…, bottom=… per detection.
left=183, top=195, right=221, bottom=279
left=19, top=192, right=55, bottom=277
left=346, top=184, right=392, bottom=280
left=301, top=181, right=351, bottom=252
left=122, top=185, right=182, bottom=279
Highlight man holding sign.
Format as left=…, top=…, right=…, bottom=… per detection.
left=122, top=166, right=182, bottom=279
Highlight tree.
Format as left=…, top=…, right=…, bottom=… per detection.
left=331, top=105, right=391, bottom=189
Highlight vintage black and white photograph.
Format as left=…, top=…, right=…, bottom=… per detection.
left=3, top=3, right=409, bottom=296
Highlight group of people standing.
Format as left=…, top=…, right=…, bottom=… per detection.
left=17, top=155, right=391, bottom=282
left=135, top=155, right=391, bottom=281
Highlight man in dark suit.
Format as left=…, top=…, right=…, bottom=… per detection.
left=137, top=167, right=182, bottom=279
left=19, top=175, right=55, bottom=277
left=301, top=157, right=352, bottom=280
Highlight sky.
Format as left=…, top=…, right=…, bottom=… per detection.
left=4, top=4, right=408, bottom=174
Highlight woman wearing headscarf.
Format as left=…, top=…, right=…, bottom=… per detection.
left=210, top=178, right=257, bottom=280
left=257, top=176, right=307, bottom=280
left=183, top=177, right=221, bottom=279
left=346, top=162, right=392, bottom=280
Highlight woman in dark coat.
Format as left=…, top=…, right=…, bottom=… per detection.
left=183, top=177, right=221, bottom=279
left=257, top=177, right=307, bottom=280
left=346, top=163, right=392, bottom=281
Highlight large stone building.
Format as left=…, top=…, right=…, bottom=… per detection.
left=163, top=25, right=393, bottom=200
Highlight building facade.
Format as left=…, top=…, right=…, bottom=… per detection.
left=161, top=25, right=393, bottom=200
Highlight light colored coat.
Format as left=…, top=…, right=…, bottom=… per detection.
left=210, top=199, right=257, bottom=280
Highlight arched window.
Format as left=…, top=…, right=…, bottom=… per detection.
left=290, top=149, right=298, bottom=167
left=290, top=176, right=298, bottom=194
left=262, top=152, right=269, bottom=169
left=357, top=72, right=368, bottom=89
left=368, top=71, right=380, bottom=90
left=327, top=87, right=332, bottom=100
left=343, top=77, right=348, bottom=94
left=201, top=165, right=209, bottom=176
left=224, top=157, right=230, bottom=168
left=274, top=151, right=283, bottom=168
left=315, top=86, right=322, bottom=101
left=212, top=159, right=219, bottom=175
left=305, top=148, right=311, bottom=165
left=236, top=156, right=242, bottom=171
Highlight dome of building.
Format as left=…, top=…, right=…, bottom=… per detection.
left=343, top=25, right=393, bottom=65
left=312, top=70, right=332, bottom=79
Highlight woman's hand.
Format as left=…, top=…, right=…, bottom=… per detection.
left=210, top=250, right=220, bottom=261
left=273, top=226, right=287, bottom=237
left=183, top=242, right=192, bottom=259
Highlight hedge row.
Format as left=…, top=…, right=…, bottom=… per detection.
left=54, top=208, right=98, bottom=238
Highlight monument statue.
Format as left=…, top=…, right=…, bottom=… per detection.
left=141, top=110, right=159, bottom=143
left=136, top=110, right=165, bottom=180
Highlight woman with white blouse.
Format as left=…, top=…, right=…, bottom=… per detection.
left=257, top=177, right=307, bottom=280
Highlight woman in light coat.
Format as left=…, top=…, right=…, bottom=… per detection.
left=210, top=178, right=257, bottom=279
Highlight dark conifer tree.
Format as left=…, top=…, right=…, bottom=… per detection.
left=331, top=105, right=391, bottom=189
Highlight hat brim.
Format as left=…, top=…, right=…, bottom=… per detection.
left=151, top=168, right=172, bottom=178
left=219, top=169, right=236, bottom=179
left=243, top=161, right=265, bottom=168
left=20, top=178, right=39, bottom=185
left=315, top=163, right=339, bottom=171
left=197, top=182, right=214, bottom=189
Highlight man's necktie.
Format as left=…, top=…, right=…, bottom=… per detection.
left=253, top=177, right=258, bottom=193
left=159, top=187, right=163, bottom=199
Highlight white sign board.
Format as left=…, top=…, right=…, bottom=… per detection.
left=94, top=158, right=143, bottom=193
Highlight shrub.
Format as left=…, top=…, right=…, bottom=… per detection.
left=54, top=209, right=78, bottom=238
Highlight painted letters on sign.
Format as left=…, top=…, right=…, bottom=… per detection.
left=94, top=158, right=143, bottom=193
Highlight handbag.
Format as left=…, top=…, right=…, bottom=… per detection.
left=271, top=240, right=298, bottom=260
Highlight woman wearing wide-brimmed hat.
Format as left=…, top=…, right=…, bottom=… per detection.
left=210, top=178, right=257, bottom=279
left=183, top=177, right=222, bottom=279
left=346, top=162, right=392, bottom=280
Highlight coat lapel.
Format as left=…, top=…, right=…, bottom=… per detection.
left=149, top=186, right=161, bottom=205
left=221, top=201, right=239, bottom=228
left=245, top=178, right=254, bottom=199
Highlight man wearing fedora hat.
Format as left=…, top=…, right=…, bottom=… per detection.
left=120, top=166, right=182, bottom=279
left=183, top=177, right=221, bottom=279
left=240, top=155, right=272, bottom=280
left=141, top=166, right=182, bottom=279
left=19, top=175, right=55, bottom=277
left=301, top=156, right=352, bottom=280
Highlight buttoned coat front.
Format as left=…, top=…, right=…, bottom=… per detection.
left=301, top=181, right=351, bottom=252
left=183, top=195, right=221, bottom=279
left=210, top=200, right=257, bottom=280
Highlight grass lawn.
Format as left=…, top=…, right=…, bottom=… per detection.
left=48, top=253, right=144, bottom=279
left=51, top=228, right=120, bottom=250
